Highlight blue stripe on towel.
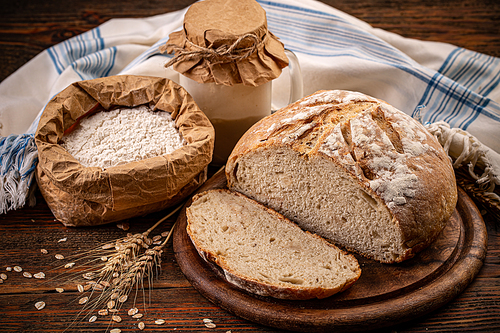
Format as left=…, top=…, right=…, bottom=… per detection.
left=47, top=27, right=108, bottom=77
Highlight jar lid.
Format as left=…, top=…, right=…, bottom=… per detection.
left=160, top=0, right=289, bottom=86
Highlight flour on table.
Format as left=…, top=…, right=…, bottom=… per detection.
left=61, top=105, right=185, bottom=169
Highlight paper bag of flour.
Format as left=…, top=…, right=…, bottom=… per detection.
left=35, top=75, right=214, bottom=227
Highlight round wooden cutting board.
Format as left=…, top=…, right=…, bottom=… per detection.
left=173, top=169, right=488, bottom=332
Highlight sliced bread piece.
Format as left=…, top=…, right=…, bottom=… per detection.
left=186, top=189, right=361, bottom=300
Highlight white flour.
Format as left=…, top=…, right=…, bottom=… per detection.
left=61, top=105, right=185, bottom=169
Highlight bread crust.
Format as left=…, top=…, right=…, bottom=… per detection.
left=186, top=189, right=361, bottom=300
left=226, top=90, right=457, bottom=263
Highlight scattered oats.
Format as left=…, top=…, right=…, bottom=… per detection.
left=35, top=301, right=46, bottom=310
left=110, top=292, right=119, bottom=300
left=100, top=256, right=108, bottom=262
left=112, top=315, right=122, bottom=323
left=58, top=237, right=67, bottom=243
left=0, top=273, right=7, bottom=280
left=79, top=296, right=89, bottom=305
left=110, top=329, right=121, bottom=333
left=83, top=272, right=94, bottom=280
left=116, top=222, right=129, bottom=231
left=138, top=322, right=145, bottom=330
left=155, top=319, right=165, bottom=325
left=84, top=284, right=92, bottom=291
left=40, top=249, right=48, bottom=254
left=89, top=315, right=97, bottom=323
left=203, top=318, right=213, bottom=323
left=118, top=295, right=128, bottom=303
left=102, top=243, right=114, bottom=250
left=152, top=235, right=162, bottom=242
left=23, top=272, right=32, bottom=278
left=205, top=322, right=217, bottom=328
left=55, top=288, right=64, bottom=293
left=108, top=308, right=119, bottom=313
left=6, top=267, right=12, bottom=272
left=101, top=281, right=111, bottom=288
left=77, top=284, right=84, bottom=293
left=55, top=254, right=64, bottom=260
left=34, top=272, right=45, bottom=279
left=128, top=307, right=139, bottom=316
left=64, top=262, right=75, bottom=269
left=14, top=266, right=22, bottom=272
left=31, top=219, right=36, bottom=222
left=98, top=309, right=108, bottom=316
left=161, top=231, right=169, bottom=237
left=226, top=331, right=232, bottom=333
left=153, top=240, right=162, bottom=245
left=132, top=313, right=143, bottom=319
left=107, top=300, right=115, bottom=309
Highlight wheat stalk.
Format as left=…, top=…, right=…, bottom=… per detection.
left=59, top=204, right=181, bottom=331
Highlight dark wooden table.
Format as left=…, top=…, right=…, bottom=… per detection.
left=1, top=0, right=499, bottom=332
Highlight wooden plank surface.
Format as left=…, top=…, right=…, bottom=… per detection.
left=1, top=0, right=500, bottom=332
left=173, top=172, right=488, bottom=332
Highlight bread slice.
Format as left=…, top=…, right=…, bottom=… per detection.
left=226, top=90, right=457, bottom=264
left=186, top=189, right=361, bottom=300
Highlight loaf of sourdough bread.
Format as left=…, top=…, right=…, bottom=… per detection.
left=186, top=189, right=361, bottom=300
left=226, top=90, right=457, bottom=263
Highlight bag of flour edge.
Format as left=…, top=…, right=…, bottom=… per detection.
left=35, top=75, right=215, bottom=227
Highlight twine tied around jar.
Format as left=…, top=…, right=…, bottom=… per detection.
left=164, top=33, right=266, bottom=67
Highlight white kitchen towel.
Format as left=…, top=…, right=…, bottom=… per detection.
left=1, top=0, right=499, bottom=213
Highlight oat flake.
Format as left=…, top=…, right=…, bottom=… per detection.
left=40, top=249, right=48, bottom=254
left=110, top=329, right=121, bottom=333
left=98, top=309, right=108, bottom=316
left=55, top=254, right=64, bottom=260
left=23, top=272, right=32, bottom=278
left=55, top=288, right=64, bottom=293
left=79, top=297, right=89, bottom=305
left=33, top=272, right=45, bottom=279
left=128, top=307, right=139, bottom=316
left=132, top=313, right=143, bottom=319
left=112, top=315, right=122, bottom=323
left=58, top=237, right=67, bottom=243
left=13, top=266, right=22, bottom=272
left=77, top=284, right=84, bottom=292
left=64, top=262, right=75, bottom=269
left=138, top=322, right=145, bottom=330
left=118, top=295, right=128, bottom=303
left=205, top=322, right=217, bottom=328
left=6, top=267, right=12, bottom=271
left=35, top=301, right=46, bottom=310
left=0, top=273, right=7, bottom=280
left=89, top=315, right=97, bottom=323
left=155, top=319, right=165, bottom=325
